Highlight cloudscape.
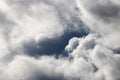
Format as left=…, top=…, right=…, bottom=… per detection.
left=0, top=0, right=120, bottom=80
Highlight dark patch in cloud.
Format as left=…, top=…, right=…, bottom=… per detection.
left=0, top=12, right=13, bottom=26
left=92, top=3, right=119, bottom=19
left=20, top=0, right=90, bottom=57
left=23, top=26, right=89, bottom=57
left=89, top=1, right=120, bottom=23
left=0, top=12, right=15, bottom=35
left=92, top=64, right=99, bottom=72
left=28, top=73, right=65, bottom=80
left=78, top=0, right=120, bottom=23
left=112, top=49, right=120, bottom=54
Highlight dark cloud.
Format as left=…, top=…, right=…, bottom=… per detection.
left=89, top=2, right=119, bottom=19
left=23, top=26, right=89, bottom=57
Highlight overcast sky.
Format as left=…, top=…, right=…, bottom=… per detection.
left=0, top=0, right=120, bottom=80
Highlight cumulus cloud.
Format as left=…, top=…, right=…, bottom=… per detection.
left=0, top=0, right=88, bottom=58
left=76, top=0, right=120, bottom=50
left=75, top=0, right=120, bottom=80
left=0, top=55, right=95, bottom=80
left=0, top=0, right=120, bottom=80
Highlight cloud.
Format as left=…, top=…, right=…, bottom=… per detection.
left=0, top=0, right=89, bottom=59
left=23, top=31, right=88, bottom=57
left=0, top=0, right=91, bottom=80
left=0, top=0, right=120, bottom=80
left=76, top=0, right=120, bottom=33
left=91, top=45, right=120, bottom=80
left=76, top=0, right=120, bottom=50
left=75, top=0, right=120, bottom=80
left=0, top=54, right=96, bottom=80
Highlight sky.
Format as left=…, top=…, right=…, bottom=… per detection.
left=0, top=0, right=120, bottom=80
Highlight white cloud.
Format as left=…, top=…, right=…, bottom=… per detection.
left=0, top=55, right=94, bottom=80
left=0, top=0, right=83, bottom=59
left=75, top=0, right=120, bottom=80
left=0, top=0, right=120, bottom=80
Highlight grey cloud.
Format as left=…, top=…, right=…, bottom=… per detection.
left=86, top=0, right=119, bottom=19
left=92, top=4, right=119, bottom=19
left=0, top=0, right=89, bottom=57
left=0, top=0, right=89, bottom=58
left=1, top=0, right=120, bottom=80
left=0, top=1, right=92, bottom=80
left=65, top=33, right=120, bottom=80
left=76, top=0, right=120, bottom=33
left=76, top=0, right=120, bottom=19
left=23, top=27, right=88, bottom=57
left=91, top=45, right=120, bottom=80
left=0, top=55, right=95, bottom=80
left=76, top=0, right=120, bottom=80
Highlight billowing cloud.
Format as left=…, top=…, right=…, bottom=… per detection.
left=0, top=0, right=89, bottom=59
left=75, top=0, right=120, bottom=80
left=0, top=0, right=120, bottom=80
